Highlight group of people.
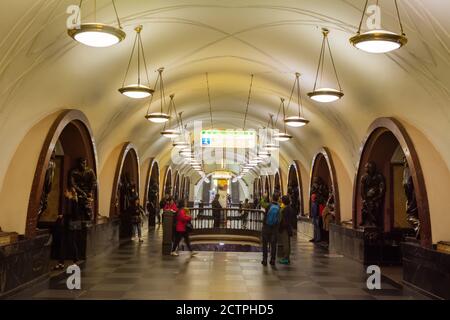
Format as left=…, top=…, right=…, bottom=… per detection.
left=159, top=196, right=197, bottom=257
left=259, top=193, right=297, bottom=266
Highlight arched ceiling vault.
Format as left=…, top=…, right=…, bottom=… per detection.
left=0, top=0, right=449, bottom=190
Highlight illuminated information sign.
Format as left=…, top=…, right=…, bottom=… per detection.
left=200, top=130, right=256, bottom=148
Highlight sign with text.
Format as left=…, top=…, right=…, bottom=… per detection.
left=200, top=129, right=256, bottom=148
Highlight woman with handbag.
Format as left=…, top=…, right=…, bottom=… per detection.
left=171, top=199, right=197, bottom=257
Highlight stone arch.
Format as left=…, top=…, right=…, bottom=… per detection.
left=25, top=109, right=98, bottom=237
left=310, top=147, right=341, bottom=223
left=288, top=160, right=304, bottom=217
left=110, top=143, right=140, bottom=238
left=352, top=117, right=431, bottom=247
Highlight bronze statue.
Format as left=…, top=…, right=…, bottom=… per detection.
left=69, top=157, right=97, bottom=221
left=38, top=150, right=56, bottom=220
left=360, top=161, right=385, bottom=227
left=118, top=173, right=139, bottom=213
left=403, top=157, right=420, bottom=238
left=311, top=176, right=329, bottom=206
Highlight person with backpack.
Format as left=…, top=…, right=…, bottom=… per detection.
left=261, top=193, right=281, bottom=266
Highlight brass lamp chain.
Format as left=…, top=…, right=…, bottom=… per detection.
left=312, top=29, right=342, bottom=92
left=205, top=73, right=214, bottom=130
left=326, top=33, right=343, bottom=92
left=243, top=74, right=254, bottom=130
left=357, top=0, right=405, bottom=35
left=78, top=0, right=122, bottom=28
left=145, top=68, right=163, bottom=116
left=163, top=94, right=175, bottom=131
left=159, top=68, right=167, bottom=114
left=274, top=98, right=283, bottom=127
left=121, top=29, right=138, bottom=87
left=286, top=72, right=304, bottom=118
left=121, top=26, right=150, bottom=88
left=281, top=98, right=288, bottom=133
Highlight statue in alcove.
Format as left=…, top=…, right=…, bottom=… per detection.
left=360, top=161, right=385, bottom=227
left=403, top=157, right=420, bottom=238
left=311, top=177, right=329, bottom=206
left=38, top=150, right=56, bottom=220
left=119, top=173, right=139, bottom=213
left=147, top=182, right=159, bottom=223
left=69, top=157, right=97, bottom=221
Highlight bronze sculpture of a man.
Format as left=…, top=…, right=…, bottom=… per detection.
left=38, top=150, right=57, bottom=220
left=69, top=157, right=97, bottom=221
left=311, top=176, right=329, bottom=207
left=360, top=161, right=385, bottom=227
left=403, top=157, right=420, bottom=238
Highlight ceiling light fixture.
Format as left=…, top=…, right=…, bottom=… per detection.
left=308, top=28, right=344, bottom=103
left=118, top=25, right=153, bottom=99
left=67, top=0, right=125, bottom=47
left=350, top=0, right=407, bottom=53
left=284, top=73, right=310, bottom=127
left=274, top=98, right=293, bottom=142
left=264, top=114, right=281, bottom=150
left=145, top=68, right=170, bottom=123
left=160, top=95, right=180, bottom=138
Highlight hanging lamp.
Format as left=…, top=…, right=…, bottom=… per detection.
left=274, top=98, right=293, bottom=142
left=350, top=0, right=407, bottom=53
left=264, top=114, right=280, bottom=151
left=67, top=0, right=125, bottom=47
left=308, top=28, right=344, bottom=103
left=118, top=25, right=153, bottom=99
left=173, top=113, right=190, bottom=148
left=145, top=68, right=170, bottom=123
left=284, top=73, right=310, bottom=127
left=160, top=95, right=180, bottom=138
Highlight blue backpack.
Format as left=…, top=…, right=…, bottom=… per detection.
left=266, top=203, right=281, bottom=226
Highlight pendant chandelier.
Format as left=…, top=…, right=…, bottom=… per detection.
left=160, top=95, right=180, bottom=138
left=350, top=0, right=407, bottom=53
left=67, top=0, right=125, bottom=47
left=264, top=114, right=280, bottom=151
left=118, top=25, right=153, bottom=99
left=308, top=28, right=344, bottom=103
left=284, top=73, right=310, bottom=127
left=173, top=112, right=190, bottom=148
left=145, top=68, right=170, bottom=123
left=274, top=98, right=293, bottom=142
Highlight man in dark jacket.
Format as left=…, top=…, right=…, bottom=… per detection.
left=261, top=193, right=280, bottom=266
left=211, top=194, right=222, bottom=228
left=279, top=195, right=295, bottom=264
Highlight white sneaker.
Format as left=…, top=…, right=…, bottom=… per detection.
left=171, top=251, right=179, bottom=256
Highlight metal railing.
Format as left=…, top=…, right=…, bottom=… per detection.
left=187, top=207, right=265, bottom=233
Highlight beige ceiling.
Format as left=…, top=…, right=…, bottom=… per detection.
left=0, top=0, right=449, bottom=187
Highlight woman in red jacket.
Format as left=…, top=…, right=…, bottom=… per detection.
left=171, top=199, right=197, bottom=256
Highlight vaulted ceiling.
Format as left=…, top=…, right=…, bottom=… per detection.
left=0, top=0, right=449, bottom=186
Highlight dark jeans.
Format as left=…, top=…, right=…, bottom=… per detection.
left=172, top=231, right=193, bottom=252
left=262, top=225, right=278, bottom=262
left=313, top=216, right=322, bottom=242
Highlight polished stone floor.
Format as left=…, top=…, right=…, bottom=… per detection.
left=8, top=226, right=429, bottom=300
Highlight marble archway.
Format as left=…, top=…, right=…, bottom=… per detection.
left=353, top=117, right=431, bottom=247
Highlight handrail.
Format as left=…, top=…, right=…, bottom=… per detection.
left=186, top=207, right=265, bottom=233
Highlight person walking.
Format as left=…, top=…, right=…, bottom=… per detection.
left=278, top=195, right=295, bottom=265
left=310, top=193, right=322, bottom=242
left=241, top=198, right=251, bottom=229
left=171, top=199, right=197, bottom=256
left=261, top=193, right=281, bottom=266
left=130, top=198, right=146, bottom=243
left=212, top=194, right=222, bottom=228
